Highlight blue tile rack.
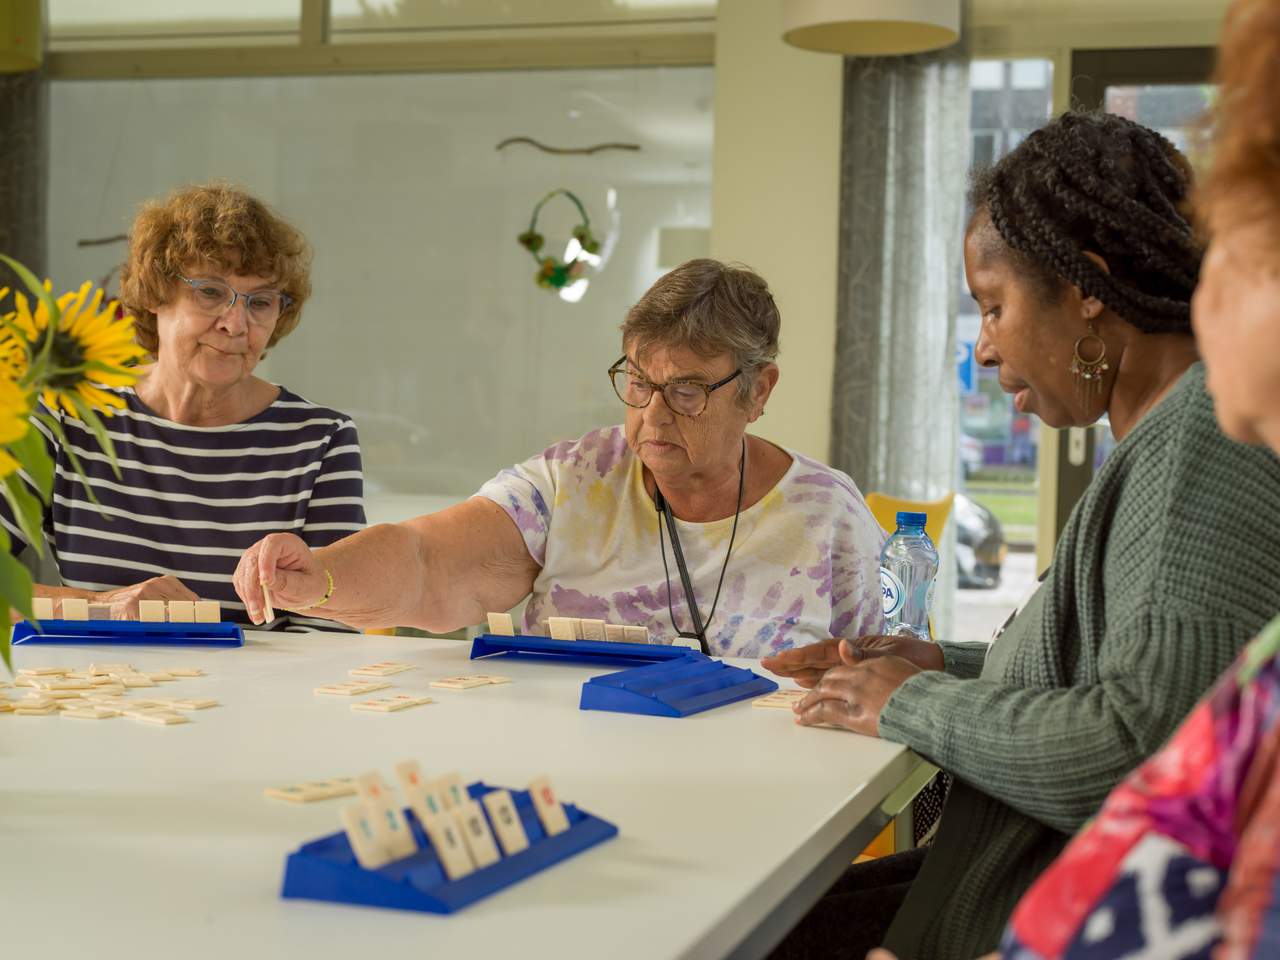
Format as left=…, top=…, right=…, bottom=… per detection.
left=11, top=618, right=245, bottom=648
left=281, top=781, right=617, bottom=914
left=470, top=632, right=777, bottom=718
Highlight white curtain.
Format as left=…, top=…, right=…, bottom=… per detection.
left=831, top=43, right=971, bottom=641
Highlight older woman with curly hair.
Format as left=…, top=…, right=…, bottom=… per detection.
left=1, top=182, right=365, bottom=627
left=232, top=259, right=884, bottom=657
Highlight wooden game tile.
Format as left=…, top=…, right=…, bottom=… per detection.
left=314, top=680, right=391, bottom=696
left=137, top=600, right=166, bottom=622
left=429, top=676, right=492, bottom=690
left=15, top=703, right=59, bottom=716
left=60, top=598, right=89, bottom=620
left=18, top=667, right=69, bottom=676
left=145, top=672, right=175, bottom=682
left=166, top=601, right=195, bottom=623
left=115, top=675, right=157, bottom=688
left=579, top=619, right=607, bottom=642
left=369, top=802, right=418, bottom=860
left=418, top=812, right=475, bottom=880
left=486, top=611, right=515, bottom=636
left=351, top=695, right=433, bottom=713
left=60, top=706, right=120, bottom=720
left=340, top=804, right=391, bottom=870
left=528, top=775, right=570, bottom=836
left=263, top=777, right=357, bottom=803
left=435, top=772, right=467, bottom=810
left=604, top=624, right=626, bottom=643
left=348, top=662, right=415, bottom=678
left=453, top=800, right=501, bottom=868
left=0, top=702, right=13, bottom=713
left=134, top=711, right=191, bottom=726
left=163, top=667, right=204, bottom=677
left=623, top=625, right=649, bottom=644
left=752, top=690, right=807, bottom=710
left=89, top=663, right=132, bottom=675
left=159, top=698, right=219, bottom=711
left=481, top=789, right=530, bottom=856
left=194, top=601, right=220, bottom=623
left=33, top=677, right=91, bottom=691
left=547, top=617, right=576, bottom=642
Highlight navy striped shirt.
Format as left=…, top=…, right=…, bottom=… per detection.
left=2, top=387, right=366, bottom=629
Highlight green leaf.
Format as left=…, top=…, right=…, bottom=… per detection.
left=2, top=473, right=44, bottom=559
left=8, top=425, right=52, bottom=503
left=33, top=410, right=103, bottom=511
left=0, top=545, right=34, bottom=674
left=69, top=396, right=121, bottom=480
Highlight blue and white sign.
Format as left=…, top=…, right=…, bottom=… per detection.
left=957, top=340, right=977, bottom=395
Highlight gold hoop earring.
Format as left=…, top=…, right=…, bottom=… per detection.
left=1070, top=324, right=1109, bottom=410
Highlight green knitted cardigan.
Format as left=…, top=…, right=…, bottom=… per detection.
left=879, top=364, right=1280, bottom=959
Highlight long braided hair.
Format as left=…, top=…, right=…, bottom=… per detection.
left=968, top=111, right=1202, bottom=334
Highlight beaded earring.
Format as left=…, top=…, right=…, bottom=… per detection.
left=1070, top=322, right=1109, bottom=410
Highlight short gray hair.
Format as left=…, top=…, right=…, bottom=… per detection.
left=620, top=259, right=781, bottom=402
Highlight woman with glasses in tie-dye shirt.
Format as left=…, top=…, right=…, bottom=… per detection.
left=235, top=259, right=885, bottom=658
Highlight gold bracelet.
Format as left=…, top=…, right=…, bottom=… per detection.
left=295, top=568, right=334, bottom=610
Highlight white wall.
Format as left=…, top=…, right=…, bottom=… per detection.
left=48, top=67, right=713, bottom=513
left=709, top=0, right=843, bottom=463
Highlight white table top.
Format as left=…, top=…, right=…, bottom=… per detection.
left=1, top=631, right=927, bottom=959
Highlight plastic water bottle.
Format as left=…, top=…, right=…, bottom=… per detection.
left=879, top=511, right=939, bottom=642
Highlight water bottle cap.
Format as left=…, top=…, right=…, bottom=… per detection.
left=896, top=511, right=928, bottom=528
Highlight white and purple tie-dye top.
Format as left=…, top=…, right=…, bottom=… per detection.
left=475, top=426, right=885, bottom=658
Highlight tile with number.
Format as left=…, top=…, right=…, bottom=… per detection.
left=340, top=804, right=392, bottom=870
left=351, top=695, right=433, bottom=713
left=453, top=800, right=502, bottom=868
left=419, top=812, right=475, bottom=880
left=528, top=775, right=570, bottom=836
left=481, top=789, right=530, bottom=856
left=314, top=680, right=391, bottom=696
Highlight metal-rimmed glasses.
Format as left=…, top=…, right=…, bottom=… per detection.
left=608, top=355, right=742, bottom=418
left=177, top=274, right=292, bottom=326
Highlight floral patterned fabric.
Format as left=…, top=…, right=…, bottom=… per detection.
left=1002, top=616, right=1280, bottom=959
left=476, top=425, right=885, bottom=657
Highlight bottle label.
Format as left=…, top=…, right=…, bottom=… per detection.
left=880, top=567, right=905, bottom=619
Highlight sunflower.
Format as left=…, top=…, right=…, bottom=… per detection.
left=0, top=367, right=29, bottom=478
left=3, top=280, right=148, bottom=417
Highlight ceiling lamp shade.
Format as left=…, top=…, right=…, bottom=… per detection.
left=0, top=0, right=41, bottom=73
left=783, top=0, right=959, bottom=56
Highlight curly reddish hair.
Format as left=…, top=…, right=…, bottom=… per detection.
left=1196, top=0, right=1280, bottom=237
left=118, top=182, right=312, bottom=356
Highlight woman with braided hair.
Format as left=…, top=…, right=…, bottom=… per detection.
left=766, top=109, right=1280, bottom=960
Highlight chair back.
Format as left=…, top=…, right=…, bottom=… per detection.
left=865, top=491, right=955, bottom=544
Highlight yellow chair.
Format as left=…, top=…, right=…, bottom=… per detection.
left=858, top=490, right=953, bottom=859
left=864, top=491, right=954, bottom=546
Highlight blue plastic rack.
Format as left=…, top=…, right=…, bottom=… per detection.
left=11, top=618, right=245, bottom=648
left=281, top=781, right=617, bottom=914
left=580, top=656, right=777, bottom=718
left=469, top=632, right=778, bottom=718
left=470, top=632, right=696, bottom=668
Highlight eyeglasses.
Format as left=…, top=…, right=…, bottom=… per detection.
left=177, top=275, right=292, bottom=325
left=608, top=355, right=742, bottom=418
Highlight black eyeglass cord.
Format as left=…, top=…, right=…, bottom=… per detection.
left=654, top=437, right=746, bottom=656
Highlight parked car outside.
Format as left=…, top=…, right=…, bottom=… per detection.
left=955, top=492, right=1006, bottom=589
